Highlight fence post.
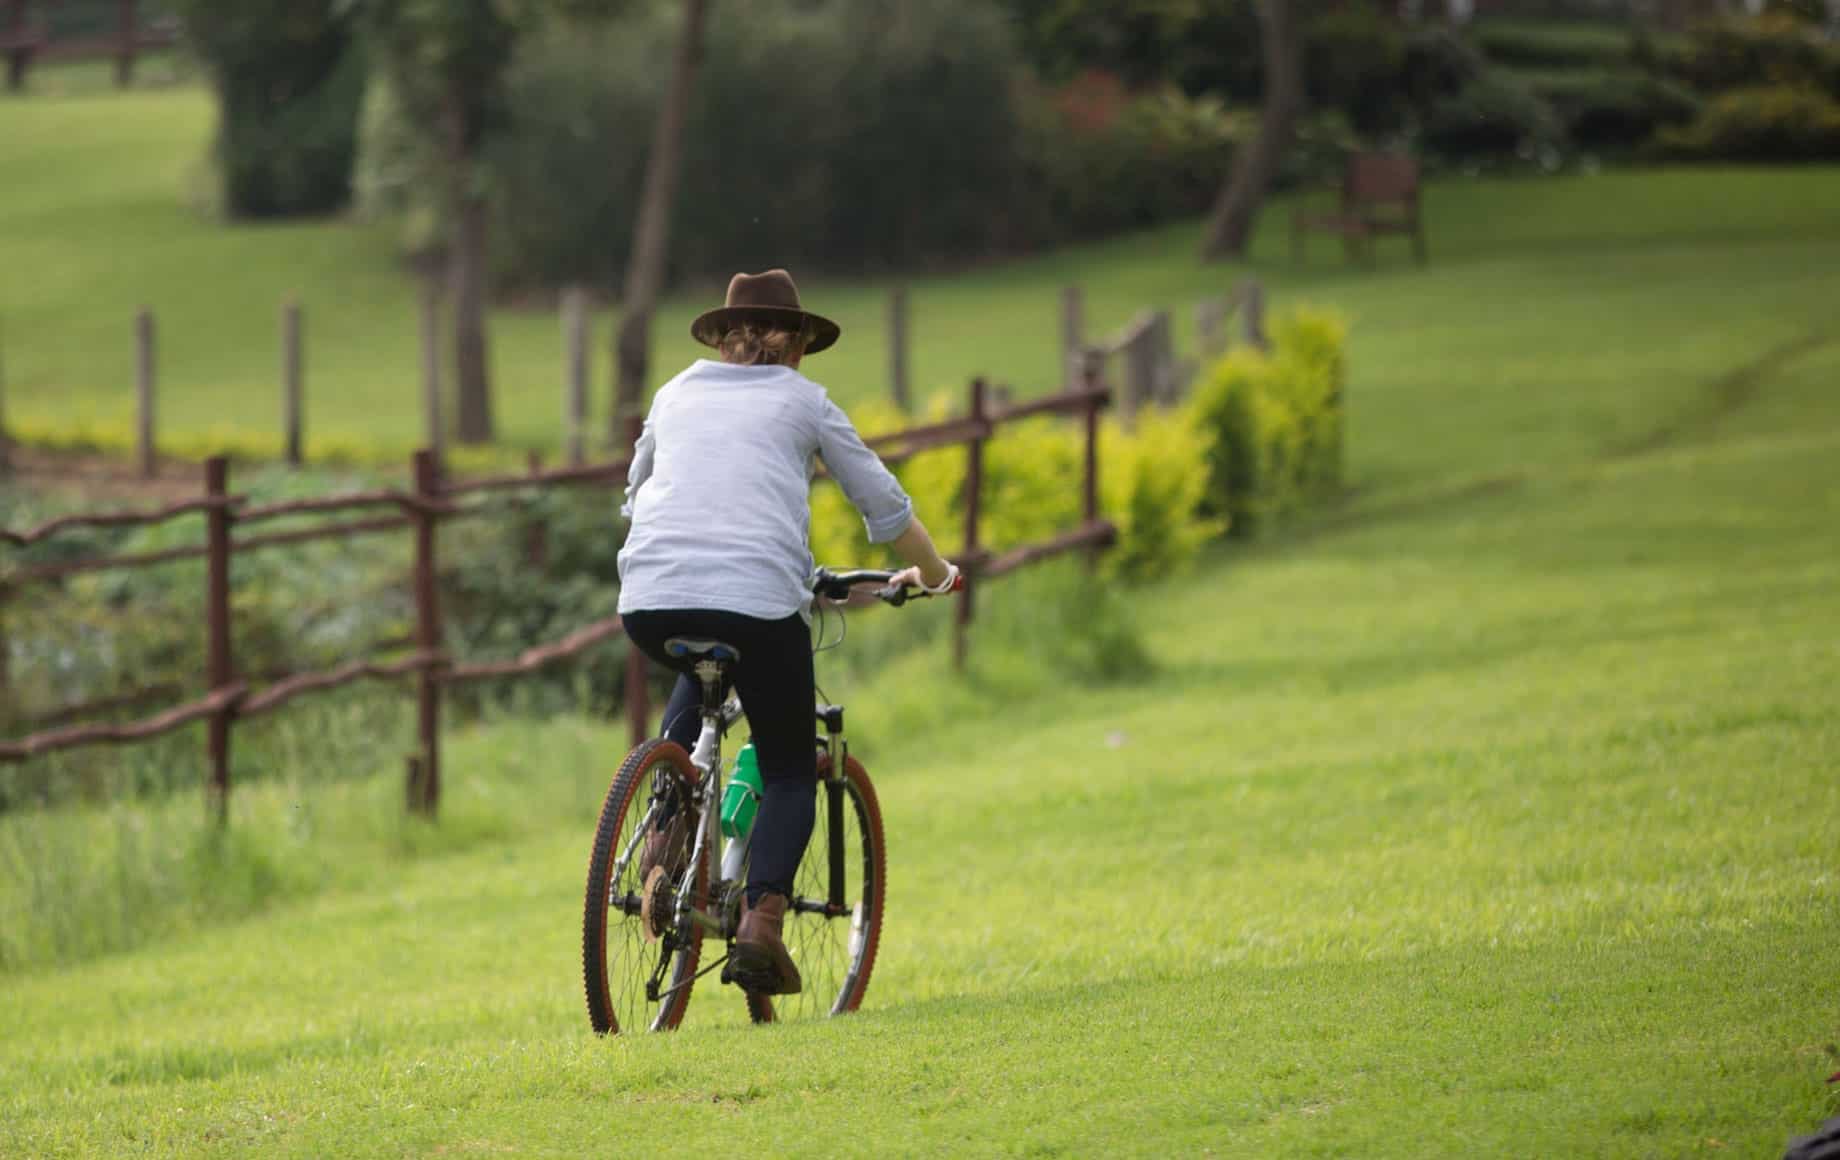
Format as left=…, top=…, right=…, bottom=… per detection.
left=1239, top=278, right=1269, bottom=352
left=954, top=378, right=988, bottom=672
left=563, top=286, right=588, bottom=466
left=0, top=312, right=11, bottom=477
left=204, top=455, right=235, bottom=823
left=525, top=450, right=549, bottom=570
left=281, top=299, right=304, bottom=466
left=135, top=307, right=156, bottom=479
left=418, top=274, right=445, bottom=466
left=1196, top=298, right=1225, bottom=361
left=1081, top=349, right=1104, bottom=572
left=409, top=449, right=444, bottom=816
left=1061, top=286, right=1085, bottom=391
left=622, top=411, right=649, bottom=748
left=889, top=286, right=910, bottom=412
left=0, top=585, right=10, bottom=726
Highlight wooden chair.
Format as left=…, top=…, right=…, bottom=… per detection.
left=1291, top=152, right=1428, bottom=266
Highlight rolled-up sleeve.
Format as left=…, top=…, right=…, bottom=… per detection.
left=620, top=415, right=656, bottom=521
left=816, top=396, right=914, bottom=543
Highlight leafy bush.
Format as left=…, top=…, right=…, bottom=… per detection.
left=0, top=410, right=520, bottom=475
left=1008, top=79, right=1244, bottom=249
left=1652, top=83, right=1840, bottom=160
left=1190, top=309, right=1349, bottom=539
left=809, top=397, right=1221, bottom=586
left=1661, top=13, right=1840, bottom=95
left=1473, top=20, right=1636, bottom=71
left=1528, top=69, right=1702, bottom=148
left=361, top=0, right=1027, bottom=288
left=1420, top=70, right=1566, bottom=157
left=1306, top=4, right=1410, bottom=135
left=172, top=0, right=368, bottom=218
left=357, top=0, right=1334, bottom=286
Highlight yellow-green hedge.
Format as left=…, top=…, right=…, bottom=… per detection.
left=1189, top=308, right=1348, bottom=538
left=809, top=395, right=1223, bottom=584
left=3, top=411, right=526, bottom=477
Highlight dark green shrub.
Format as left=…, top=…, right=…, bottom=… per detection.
left=1009, top=79, right=1241, bottom=248
left=174, top=0, right=368, bottom=218
left=1529, top=69, right=1702, bottom=148
left=1401, top=24, right=1492, bottom=109
left=1653, top=83, right=1840, bottom=160
left=1190, top=310, right=1349, bottom=539
left=1421, top=70, right=1566, bottom=157
left=1661, top=13, right=1840, bottom=95
left=1001, top=0, right=1263, bottom=103
left=359, top=0, right=1027, bottom=286
left=1473, top=20, right=1635, bottom=71
left=1306, top=4, right=1410, bottom=134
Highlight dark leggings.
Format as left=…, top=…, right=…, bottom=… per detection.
left=621, top=609, right=816, bottom=906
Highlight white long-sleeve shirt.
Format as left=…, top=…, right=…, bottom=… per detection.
left=617, top=360, right=914, bottom=620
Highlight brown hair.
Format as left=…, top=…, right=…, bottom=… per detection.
left=717, top=323, right=810, bottom=367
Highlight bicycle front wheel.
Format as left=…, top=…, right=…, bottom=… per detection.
left=748, top=752, right=886, bottom=1024
left=583, top=738, right=707, bottom=1035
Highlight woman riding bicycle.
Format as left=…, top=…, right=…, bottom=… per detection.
left=617, top=269, right=957, bottom=996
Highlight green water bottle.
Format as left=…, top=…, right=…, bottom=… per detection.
left=720, top=742, right=764, bottom=840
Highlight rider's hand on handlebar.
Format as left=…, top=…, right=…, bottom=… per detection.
left=889, top=561, right=962, bottom=596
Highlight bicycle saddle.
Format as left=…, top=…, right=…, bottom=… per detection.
left=662, top=638, right=742, bottom=665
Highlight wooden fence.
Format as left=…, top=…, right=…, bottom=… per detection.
left=0, top=370, right=1114, bottom=820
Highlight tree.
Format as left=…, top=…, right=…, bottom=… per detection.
left=172, top=0, right=367, bottom=218
left=365, top=0, right=524, bottom=445
left=1199, top=0, right=1301, bottom=262
left=612, top=0, right=709, bottom=434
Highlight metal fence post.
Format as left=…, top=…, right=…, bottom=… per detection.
left=954, top=378, right=988, bottom=672
left=0, top=312, right=11, bottom=478
left=419, top=275, right=446, bottom=467
left=621, top=412, right=649, bottom=748
left=1061, top=286, right=1084, bottom=392
left=1240, top=278, right=1269, bottom=352
left=135, top=307, right=156, bottom=479
left=204, top=455, right=234, bottom=823
left=563, top=286, right=589, bottom=466
left=282, top=299, right=304, bottom=466
left=889, top=286, right=910, bottom=412
left=410, top=449, right=444, bottom=815
left=525, top=450, right=548, bottom=570
left=1081, top=350, right=1104, bottom=572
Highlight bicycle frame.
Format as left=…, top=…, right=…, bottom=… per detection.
left=660, top=676, right=853, bottom=945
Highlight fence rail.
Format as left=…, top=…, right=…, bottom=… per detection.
left=1, top=372, right=1114, bottom=820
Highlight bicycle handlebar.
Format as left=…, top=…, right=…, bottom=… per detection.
left=812, top=566, right=963, bottom=607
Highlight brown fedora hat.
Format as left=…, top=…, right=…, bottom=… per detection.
left=690, top=269, right=841, bottom=356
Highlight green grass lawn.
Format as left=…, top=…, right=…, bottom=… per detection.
left=4, top=81, right=1840, bottom=1155
left=3, top=321, right=1837, bottom=1156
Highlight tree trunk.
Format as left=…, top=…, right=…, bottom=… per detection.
left=613, top=0, right=709, bottom=440
left=445, top=90, right=494, bottom=445
left=1199, top=0, right=1302, bottom=262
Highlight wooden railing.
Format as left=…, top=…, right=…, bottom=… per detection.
left=0, top=371, right=1114, bottom=820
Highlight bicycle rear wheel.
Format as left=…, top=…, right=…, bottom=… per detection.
left=748, top=752, right=885, bottom=1023
left=583, top=739, right=707, bottom=1035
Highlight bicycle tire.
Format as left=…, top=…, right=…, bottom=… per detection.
left=583, top=738, right=707, bottom=1035
left=748, top=752, right=885, bottom=1024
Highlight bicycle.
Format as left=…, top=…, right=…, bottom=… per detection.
left=582, top=566, right=952, bottom=1034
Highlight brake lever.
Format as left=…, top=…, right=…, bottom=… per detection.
left=875, top=584, right=909, bottom=607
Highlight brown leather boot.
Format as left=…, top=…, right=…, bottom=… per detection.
left=729, top=892, right=802, bottom=995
